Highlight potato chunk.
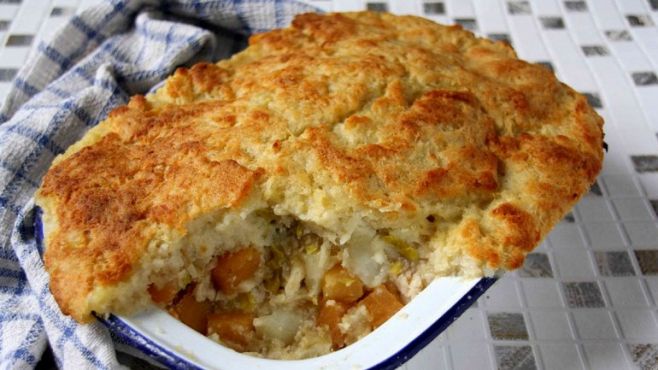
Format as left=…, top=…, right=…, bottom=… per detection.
left=212, top=247, right=261, bottom=294
left=361, top=285, right=403, bottom=327
left=322, top=265, right=364, bottom=303
left=170, top=290, right=212, bottom=334
left=207, top=311, right=255, bottom=352
left=316, top=300, right=349, bottom=349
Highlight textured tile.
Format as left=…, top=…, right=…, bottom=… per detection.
left=536, top=61, right=554, bottom=72
left=583, top=92, right=602, bottom=108
left=604, top=30, right=632, bottom=41
left=562, top=212, right=575, bottom=222
left=5, top=34, right=33, bottom=46
left=563, top=282, right=605, bottom=308
left=582, top=45, right=609, bottom=56
left=0, top=68, right=17, bottom=82
left=632, top=155, right=658, bottom=173
left=627, top=14, right=655, bottom=27
left=628, top=344, right=658, bottom=370
left=635, top=250, right=658, bottom=275
left=507, top=1, right=531, bottom=15
left=422, top=1, right=444, bottom=15
left=650, top=0, right=658, bottom=11
left=589, top=181, right=603, bottom=195
left=564, top=0, right=587, bottom=11
left=488, top=312, right=529, bottom=340
left=540, top=16, right=565, bottom=29
left=518, top=253, right=553, bottom=277
left=454, top=18, right=477, bottom=31
left=50, top=7, right=75, bottom=17
left=365, top=2, right=387, bottom=12
left=632, top=72, right=658, bottom=86
left=494, top=345, right=537, bottom=370
left=488, top=33, right=511, bottom=45
left=595, top=251, right=635, bottom=276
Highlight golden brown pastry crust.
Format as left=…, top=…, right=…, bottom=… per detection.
left=37, top=12, right=604, bottom=322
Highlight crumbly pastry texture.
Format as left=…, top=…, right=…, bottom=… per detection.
left=36, top=11, right=603, bottom=357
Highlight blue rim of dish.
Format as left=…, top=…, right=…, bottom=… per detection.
left=34, top=206, right=497, bottom=369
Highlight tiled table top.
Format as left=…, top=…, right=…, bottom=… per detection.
left=2, top=0, right=658, bottom=369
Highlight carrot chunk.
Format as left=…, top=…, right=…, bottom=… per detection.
left=207, top=311, right=255, bottom=352
left=316, top=300, right=349, bottom=349
left=148, top=282, right=179, bottom=304
left=321, top=265, right=364, bottom=303
left=211, top=247, right=261, bottom=294
left=170, top=290, right=212, bottom=334
left=360, top=285, right=403, bottom=328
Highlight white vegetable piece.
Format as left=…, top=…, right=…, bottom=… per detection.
left=253, top=310, right=303, bottom=345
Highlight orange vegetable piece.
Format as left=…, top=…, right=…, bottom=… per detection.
left=361, top=285, right=404, bottom=328
left=316, top=300, right=349, bottom=349
left=322, top=265, right=364, bottom=303
left=212, top=247, right=261, bottom=294
left=207, top=311, right=255, bottom=352
left=170, top=290, right=212, bottom=334
left=148, top=282, right=179, bottom=304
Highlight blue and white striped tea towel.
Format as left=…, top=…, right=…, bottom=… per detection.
left=0, top=1, right=317, bottom=368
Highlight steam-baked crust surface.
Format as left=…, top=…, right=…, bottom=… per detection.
left=37, top=12, right=604, bottom=322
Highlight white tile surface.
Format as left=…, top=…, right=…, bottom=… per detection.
left=448, top=340, right=492, bottom=369
left=584, top=223, right=626, bottom=250
left=529, top=311, right=573, bottom=340
left=446, top=308, right=487, bottom=341
left=540, top=343, right=585, bottom=370
left=615, top=310, right=658, bottom=339
left=604, top=278, right=651, bottom=307
left=479, top=278, right=522, bottom=308
left=553, top=249, right=596, bottom=278
left=583, top=343, right=631, bottom=370
left=521, top=279, right=565, bottom=308
left=576, top=197, right=616, bottom=222
left=624, top=222, right=658, bottom=247
left=572, top=310, right=618, bottom=339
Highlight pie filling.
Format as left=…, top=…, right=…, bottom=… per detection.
left=146, top=211, right=426, bottom=359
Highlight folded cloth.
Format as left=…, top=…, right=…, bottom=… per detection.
left=0, top=1, right=317, bottom=368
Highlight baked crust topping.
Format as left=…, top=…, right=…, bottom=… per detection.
left=37, top=11, right=603, bottom=339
